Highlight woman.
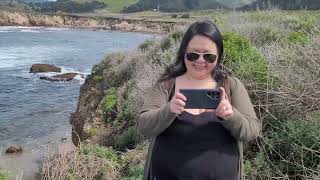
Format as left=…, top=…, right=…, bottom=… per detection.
left=136, top=20, right=260, bottom=180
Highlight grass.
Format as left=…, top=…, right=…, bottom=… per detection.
left=75, top=0, right=139, bottom=12
left=0, top=169, right=10, bottom=180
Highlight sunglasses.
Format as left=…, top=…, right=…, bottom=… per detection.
left=185, top=52, right=217, bottom=63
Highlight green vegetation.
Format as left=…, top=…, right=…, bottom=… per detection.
left=255, top=26, right=283, bottom=44
left=181, top=13, right=190, bottom=18
left=0, top=170, right=10, bottom=180
left=76, top=0, right=138, bottom=12
left=222, top=32, right=270, bottom=86
left=240, top=0, right=320, bottom=10
left=138, top=39, right=156, bottom=52
left=103, top=87, right=117, bottom=123
left=121, top=164, right=144, bottom=180
left=161, top=30, right=184, bottom=51
left=31, top=0, right=106, bottom=13
left=114, top=126, right=139, bottom=151
left=285, top=31, right=310, bottom=45
left=100, top=0, right=139, bottom=12
left=80, top=143, right=119, bottom=162
left=246, top=115, right=320, bottom=179
left=123, top=0, right=226, bottom=13
left=286, top=14, right=318, bottom=33
left=93, top=75, right=103, bottom=83
left=115, top=81, right=137, bottom=124
left=88, top=127, right=98, bottom=137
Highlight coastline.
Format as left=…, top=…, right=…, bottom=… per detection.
left=0, top=10, right=189, bottom=34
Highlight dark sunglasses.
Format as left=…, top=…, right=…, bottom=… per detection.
left=185, top=52, right=217, bottom=63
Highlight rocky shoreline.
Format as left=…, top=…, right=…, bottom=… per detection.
left=0, top=10, right=188, bottom=34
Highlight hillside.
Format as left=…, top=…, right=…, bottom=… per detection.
left=75, top=0, right=139, bottom=12
left=240, top=0, right=320, bottom=10
left=47, top=9, right=320, bottom=180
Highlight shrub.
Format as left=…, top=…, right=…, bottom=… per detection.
left=256, top=26, right=284, bottom=44
left=286, top=15, right=317, bottom=33
left=121, top=164, right=144, bottom=180
left=171, top=14, right=178, bottom=18
left=80, top=143, right=119, bottom=163
left=0, top=170, right=10, bottom=180
left=181, top=13, right=190, bottom=19
left=115, top=81, right=137, bottom=124
left=138, top=39, right=156, bottom=52
left=114, top=126, right=139, bottom=151
left=161, top=30, right=184, bottom=50
left=285, top=31, right=309, bottom=45
left=41, top=143, right=120, bottom=179
left=103, top=87, right=118, bottom=123
left=91, top=64, right=100, bottom=75
left=93, top=75, right=103, bottom=83
left=88, top=127, right=98, bottom=137
left=222, top=32, right=270, bottom=86
left=248, top=113, right=320, bottom=179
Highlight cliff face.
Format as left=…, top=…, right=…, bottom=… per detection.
left=0, top=11, right=186, bottom=33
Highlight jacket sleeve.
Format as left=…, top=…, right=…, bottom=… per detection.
left=136, top=83, right=177, bottom=138
left=221, top=77, right=261, bottom=142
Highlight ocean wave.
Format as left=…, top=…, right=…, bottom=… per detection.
left=20, top=29, right=41, bottom=33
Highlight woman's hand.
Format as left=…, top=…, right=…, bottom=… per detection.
left=169, top=91, right=187, bottom=115
left=216, top=87, right=234, bottom=120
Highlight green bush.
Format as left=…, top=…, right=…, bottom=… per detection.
left=222, top=32, right=270, bottom=86
left=171, top=14, right=178, bottom=18
left=0, top=169, right=10, bottom=180
left=161, top=30, right=184, bottom=50
left=67, top=173, right=77, bottom=180
left=103, top=87, right=118, bottom=123
left=93, top=75, right=103, bottom=83
left=286, top=15, right=317, bottom=33
left=88, top=127, right=98, bottom=137
left=256, top=27, right=284, bottom=44
left=248, top=114, right=320, bottom=179
left=138, top=39, right=156, bottom=52
left=115, top=80, right=137, bottom=124
left=80, top=143, right=119, bottom=162
left=114, top=126, right=139, bottom=151
left=181, top=13, right=190, bottom=19
left=121, top=164, right=144, bottom=180
left=91, top=64, right=100, bottom=75
left=244, top=151, right=272, bottom=179
left=285, top=31, right=309, bottom=45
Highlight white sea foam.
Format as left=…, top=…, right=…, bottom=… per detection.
left=0, top=46, right=74, bottom=70
left=20, top=29, right=41, bottom=33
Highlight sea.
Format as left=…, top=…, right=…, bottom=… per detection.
left=0, top=26, right=152, bottom=178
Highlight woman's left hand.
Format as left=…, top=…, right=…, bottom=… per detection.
left=215, top=87, right=234, bottom=120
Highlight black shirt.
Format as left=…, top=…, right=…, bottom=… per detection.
left=151, top=111, right=239, bottom=180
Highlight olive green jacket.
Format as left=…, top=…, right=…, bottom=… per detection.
left=136, top=76, right=261, bottom=180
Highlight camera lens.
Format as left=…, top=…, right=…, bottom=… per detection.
left=207, top=91, right=220, bottom=100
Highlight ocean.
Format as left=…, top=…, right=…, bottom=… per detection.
left=0, top=26, right=152, bottom=177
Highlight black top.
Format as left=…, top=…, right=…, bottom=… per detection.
left=151, top=111, right=239, bottom=180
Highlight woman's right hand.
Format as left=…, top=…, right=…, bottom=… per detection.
left=169, top=92, right=187, bottom=115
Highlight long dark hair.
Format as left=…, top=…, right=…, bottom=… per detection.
left=158, top=20, right=228, bottom=87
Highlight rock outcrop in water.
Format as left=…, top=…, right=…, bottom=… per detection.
left=0, top=10, right=187, bottom=34
left=30, top=64, right=61, bottom=73
left=40, top=72, right=84, bottom=82
left=5, top=145, right=23, bottom=154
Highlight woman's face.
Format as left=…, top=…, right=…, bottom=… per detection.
left=184, top=35, right=218, bottom=79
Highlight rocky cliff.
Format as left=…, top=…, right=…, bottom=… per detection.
left=0, top=10, right=187, bottom=33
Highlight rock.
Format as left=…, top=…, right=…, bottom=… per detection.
left=30, top=64, right=61, bottom=73
left=5, top=146, right=23, bottom=154
left=40, top=73, right=79, bottom=82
